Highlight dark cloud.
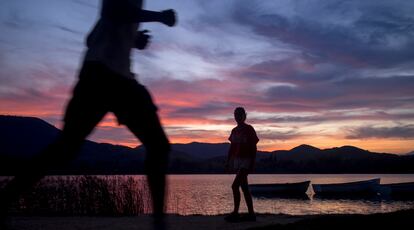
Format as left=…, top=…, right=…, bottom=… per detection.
left=231, top=1, right=414, bottom=68
left=264, top=75, right=414, bottom=111
left=55, top=25, right=84, bottom=36
left=346, top=124, right=414, bottom=139
left=0, top=87, right=57, bottom=102
left=71, top=0, right=98, bottom=9
left=249, top=112, right=414, bottom=125
left=170, top=101, right=234, bottom=118
left=166, top=128, right=225, bottom=139
left=235, top=57, right=341, bottom=85
left=257, top=129, right=302, bottom=141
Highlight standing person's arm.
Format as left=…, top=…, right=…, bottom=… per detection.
left=249, top=145, right=257, bottom=172
left=225, top=144, right=233, bottom=171
left=248, top=126, right=259, bottom=172
left=225, top=130, right=234, bottom=172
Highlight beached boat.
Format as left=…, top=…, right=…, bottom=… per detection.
left=249, top=181, right=310, bottom=197
left=312, top=178, right=380, bottom=197
left=379, top=182, right=414, bottom=199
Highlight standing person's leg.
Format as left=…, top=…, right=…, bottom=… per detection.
left=239, top=169, right=254, bottom=215
left=225, top=171, right=244, bottom=222
left=231, top=173, right=243, bottom=214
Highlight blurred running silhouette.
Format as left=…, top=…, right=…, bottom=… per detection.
left=225, top=107, right=259, bottom=222
left=0, top=0, right=176, bottom=226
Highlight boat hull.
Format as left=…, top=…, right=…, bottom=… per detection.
left=312, top=178, right=380, bottom=198
left=380, top=182, right=414, bottom=199
left=250, top=181, right=310, bottom=198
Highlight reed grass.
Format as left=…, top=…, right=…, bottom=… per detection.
left=0, top=176, right=151, bottom=216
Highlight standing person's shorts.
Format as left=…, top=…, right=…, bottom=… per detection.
left=229, top=157, right=253, bottom=173
left=64, top=61, right=158, bottom=127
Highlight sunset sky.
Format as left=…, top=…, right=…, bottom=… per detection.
left=1, top=0, right=414, bottom=154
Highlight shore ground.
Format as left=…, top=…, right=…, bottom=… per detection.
left=3, top=209, right=413, bottom=230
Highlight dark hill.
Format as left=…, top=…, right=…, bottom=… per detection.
left=0, top=115, right=60, bottom=158
left=170, top=142, right=229, bottom=159
left=0, top=115, right=145, bottom=174
left=1, top=115, right=413, bottom=174
left=406, top=150, right=414, bottom=156
left=291, top=144, right=321, bottom=153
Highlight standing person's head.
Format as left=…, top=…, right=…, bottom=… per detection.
left=234, top=107, right=246, bottom=125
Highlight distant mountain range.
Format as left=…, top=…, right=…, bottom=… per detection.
left=1, top=115, right=413, bottom=174
left=406, top=151, right=414, bottom=156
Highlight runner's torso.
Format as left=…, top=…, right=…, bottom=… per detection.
left=85, top=0, right=143, bottom=78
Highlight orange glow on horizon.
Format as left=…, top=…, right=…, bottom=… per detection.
left=2, top=105, right=413, bottom=154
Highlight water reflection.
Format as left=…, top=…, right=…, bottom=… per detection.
left=1, top=174, right=414, bottom=216
left=165, top=174, right=414, bottom=216
left=253, top=194, right=310, bottom=200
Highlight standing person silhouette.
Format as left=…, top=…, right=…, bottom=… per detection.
left=0, top=0, right=176, bottom=226
left=225, top=107, right=259, bottom=222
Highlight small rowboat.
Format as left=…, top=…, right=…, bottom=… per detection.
left=249, top=181, right=310, bottom=198
left=379, top=182, right=414, bottom=199
left=312, top=178, right=380, bottom=197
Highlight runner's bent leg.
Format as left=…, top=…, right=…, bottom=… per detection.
left=125, top=113, right=170, bottom=218
left=0, top=81, right=106, bottom=213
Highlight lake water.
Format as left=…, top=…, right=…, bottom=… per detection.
left=163, top=174, right=414, bottom=215
left=2, top=174, right=414, bottom=216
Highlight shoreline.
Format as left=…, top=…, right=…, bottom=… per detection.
left=251, top=209, right=414, bottom=230
left=4, top=209, right=413, bottom=230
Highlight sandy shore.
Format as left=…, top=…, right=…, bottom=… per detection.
left=4, top=214, right=302, bottom=230
left=3, top=209, right=413, bottom=230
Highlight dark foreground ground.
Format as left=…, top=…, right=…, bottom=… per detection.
left=251, top=209, right=414, bottom=230
left=2, top=209, right=413, bottom=230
